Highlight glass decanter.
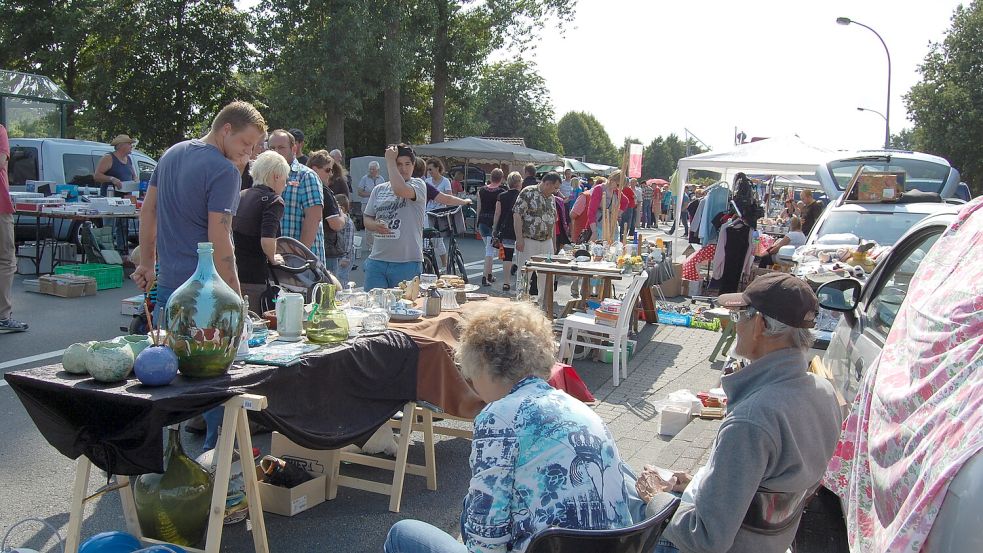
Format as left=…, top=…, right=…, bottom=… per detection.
left=304, top=283, right=350, bottom=344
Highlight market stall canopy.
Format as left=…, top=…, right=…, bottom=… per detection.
left=1, top=69, right=76, bottom=137
left=674, top=136, right=833, bottom=224
left=413, top=136, right=562, bottom=164
left=585, top=162, right=618, bottom=176
left=537, top=157, right=596, bottom=175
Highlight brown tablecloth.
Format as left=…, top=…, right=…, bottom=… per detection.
left=388, top=299, right=500, bottom=419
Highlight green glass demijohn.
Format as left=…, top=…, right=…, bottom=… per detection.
left=304, top=283, right=350, bottom=344
left=133, top=425, right=214, bottom=548
left=165, top=242, right=246, bottom=377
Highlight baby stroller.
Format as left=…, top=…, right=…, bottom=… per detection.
left=258, top=236, right=342, bottom=313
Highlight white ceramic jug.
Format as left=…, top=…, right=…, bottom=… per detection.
left=275, top=291, right=305, bottom=342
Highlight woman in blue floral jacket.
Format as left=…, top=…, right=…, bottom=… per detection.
left=384, top=302, right=634, bottom=553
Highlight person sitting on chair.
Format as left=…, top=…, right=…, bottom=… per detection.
left=637, top=273, right=842, bottom=553
left=385, top=302, right=635, bottom=553
left=232, top=150, right=287, bottom=313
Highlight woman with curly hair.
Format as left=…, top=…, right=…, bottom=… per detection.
left=384, top=302, right=634, bottom=553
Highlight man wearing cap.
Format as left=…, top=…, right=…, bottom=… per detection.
left=95, top=134, right=139, bottom=252
left=290, top=128, right=308, bottom=166
left=636, top=273, right=843, bottom=553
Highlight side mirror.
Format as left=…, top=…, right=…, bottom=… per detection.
left=817, top=278, right=862, bottom=312
left=776, top=245, right=797, bottom=264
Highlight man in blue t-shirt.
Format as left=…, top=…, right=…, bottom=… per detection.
left=132, top=101, right=266, bottom=451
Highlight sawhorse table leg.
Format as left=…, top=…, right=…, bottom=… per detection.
left=63, top=394, right=270, bottom=553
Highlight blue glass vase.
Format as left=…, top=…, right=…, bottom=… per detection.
left=165, top=242, right=245, bottom=378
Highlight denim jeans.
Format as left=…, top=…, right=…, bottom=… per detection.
left=384, top=520, right=466, bottom=553
left=642, top=200, right=653, bottom=226
left=156, top=284, right=224, bottom=452
left=324, top=256, right=340, bottom=277
left=620, top=207, right=636, bottom=236
left=363, top=258, right=422, bottom=291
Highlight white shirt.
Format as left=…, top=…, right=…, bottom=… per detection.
left=425, top=176, right=451, bottom=210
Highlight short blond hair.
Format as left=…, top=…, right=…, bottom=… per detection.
left=212, top=101, right=266, bottom=134
left=307, top=149, right=332, bottom=169
left=456, top=302, right=556, bottom=384
left=507, top=171, right=523, bottom=189
left=250, top=150, right=290, bottom=187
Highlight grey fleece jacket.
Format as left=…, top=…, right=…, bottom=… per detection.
left=662, top=348, right=843, bottom=553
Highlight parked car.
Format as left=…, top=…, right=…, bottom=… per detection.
left=815, top=207, right=958, bottom=402
left=448, top=165, right=486, bottom=194
left=814, top=150, right=961, bottom=201
left=8, top=138, right=157, bottom=245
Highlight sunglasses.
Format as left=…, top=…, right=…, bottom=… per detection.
left=729, top=306, right=758, bottom=323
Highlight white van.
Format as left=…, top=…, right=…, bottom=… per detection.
left=7, top=137, right=157, bottom=190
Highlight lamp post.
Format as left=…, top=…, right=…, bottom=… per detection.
left=857, top=106, right=887, bottom=122
left=837, top=17, right=891, bottom=149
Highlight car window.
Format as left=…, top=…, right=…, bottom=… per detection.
left=828, top=157, right=950, bottom=193
left=865, top=230, right=941, bottom=337
left=9, top=146, right=39, bottom=185
left=63, top=153, right=103, bottom=186
left=816, top=211, right=927, bottom=246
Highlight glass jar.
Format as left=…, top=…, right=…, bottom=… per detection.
left=304, top=283, right=350, bottom=344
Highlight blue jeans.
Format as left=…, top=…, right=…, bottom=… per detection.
left=620, top=207, right=636, bottom=236
left=642, top=200, right=653, bottom=226
left=324, top=256, right=340, bottom=277
left=156, top=284, right=224, bottom=451
left=384, top=520, right=466, bottom=553
left=363, top=258, right=422, bottom=291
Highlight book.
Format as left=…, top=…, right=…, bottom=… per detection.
left=243, top=341, right=320, bottom=367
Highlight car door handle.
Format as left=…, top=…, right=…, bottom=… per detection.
left=854, top=358, right=864, bottom=381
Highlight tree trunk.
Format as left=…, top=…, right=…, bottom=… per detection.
left=430, top=0, right=450, bottom=143
left=326, top=105, right=345, bottom=153
left=384, top=86, right=402, bottom=144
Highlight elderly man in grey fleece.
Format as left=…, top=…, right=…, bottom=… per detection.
left=640, top=272, right=843, bottom=553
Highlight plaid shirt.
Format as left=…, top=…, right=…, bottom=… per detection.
left=339, top=214, right=355, bottom=263
left=280, top=158, right=325, bottom=263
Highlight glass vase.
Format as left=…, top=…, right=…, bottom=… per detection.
left=133, top=426, right=214, bottom=548
left=165, top=242, right=246, bottom=377
left=304, top=283, right=350, bottom=344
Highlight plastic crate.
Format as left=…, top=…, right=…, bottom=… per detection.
left=54, top=263, right=123, bottom=290
left=657, top=310, right=691, bottom=327
left=600, top=340, right=636, bottom=363
left=689, top=317, right=721, bottom=331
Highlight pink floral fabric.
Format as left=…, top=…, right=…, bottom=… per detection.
left=824, top=196, right=983, bottom=552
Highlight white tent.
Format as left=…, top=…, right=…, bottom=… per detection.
left=674, top=136, right=833, bottom=226
left=413, top=136, right=562, bottom=164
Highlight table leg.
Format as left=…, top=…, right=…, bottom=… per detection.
left=201, top=401, right=240, bottom=553
left=64, top=456, right=92, bottom=553
left=234, top=399, right=270, bottom=553
left=639, top=286, right=657, bottom=324
left=420, top=408, right=437, bottom=491
left=543, top=273, right=555, bottom=320
left=116, top=474, right=142, bottom=538
left=389, top=401, right=417, bottom=512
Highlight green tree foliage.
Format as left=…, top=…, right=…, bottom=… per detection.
left=557, top=111, right=618, bottom=165
left=466, top=61, right=562, bottom=153
left=905, top=0, right=983, bottom=195
left=81, top=0, right=252, bottom=155
left=642, top=134, right=704, bottom=179
left=889, top=128, right=915, bottom=150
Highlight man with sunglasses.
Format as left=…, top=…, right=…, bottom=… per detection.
left=638, top=273, right=842, bottom=553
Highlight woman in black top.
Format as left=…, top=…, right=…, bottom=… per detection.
left=477, top=168, right=505, bottom=286
left=492, top=171, right=523, bottom=290
left=232, top=151, right=288, bottom=313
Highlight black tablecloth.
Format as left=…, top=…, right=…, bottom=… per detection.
left=5, top=330, right=419, bottom=476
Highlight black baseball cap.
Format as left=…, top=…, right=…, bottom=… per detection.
left=717, top=272, right=818, bottom=328
left=288, top=128, right=305, bottom=142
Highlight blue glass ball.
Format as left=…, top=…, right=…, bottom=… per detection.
left=78, top=531, right=141, bottom=553
left=134, top=345, right=179, bottom=386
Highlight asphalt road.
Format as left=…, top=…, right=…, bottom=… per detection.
left=0, top=224, right=688, bottom=552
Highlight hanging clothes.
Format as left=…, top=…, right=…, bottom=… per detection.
left=682, top=244, right=716, bottom=282
left=698, top=184, right=731, bottom=245
left=712, top=220, right=755, bottom=294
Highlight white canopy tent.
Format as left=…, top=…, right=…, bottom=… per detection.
left=413, top=136, right=562, bottom=164
left=673, top=136, right=833, bottom=226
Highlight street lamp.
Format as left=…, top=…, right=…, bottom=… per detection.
left=857, top=106, right=887, bottom=122
left=837, top=17, right=892, bottom=149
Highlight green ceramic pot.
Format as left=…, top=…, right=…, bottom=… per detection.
left=133, top=426, right=214, bottom=547
left=63, top=341, right=96, bottom=374
left=165, top=243, right=246, bottom=378
left=115, top=335, right=153, bottom=359
left=86, top=341, right=134, bottom=383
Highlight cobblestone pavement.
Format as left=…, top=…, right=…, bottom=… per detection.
left=574, top=321, right=727, bottom=475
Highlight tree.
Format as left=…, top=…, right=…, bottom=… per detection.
left=80, top=0, right=252, bottom=154
left=904, top=0, right=983, bottom=196
left=0, top=0, right=101, bottom=136
left=889, top=128, right=915, bottom=150
left=467, top=61, right=562, bottom=153
left=642, top=133, right=705, bottom=179
left=557, top=111, right=618, bottom=165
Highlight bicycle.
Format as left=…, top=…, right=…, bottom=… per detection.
left=422, top=205, right=469, bottom=283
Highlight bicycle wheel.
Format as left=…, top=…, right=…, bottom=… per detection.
left=423, top=254, right=440, bottom=277
left=452, top=250, right=469, bottom=284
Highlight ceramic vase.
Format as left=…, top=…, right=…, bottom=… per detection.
left=86, top=341, right=134, bottom=383
left=133, top=426, right=214, bottom=548
left=165, top=242, right=245, bottom=378
left=134, top=345, right=180, bottom=386
left=116, top=335, right=153, bottom=358
left=63, top=341, right=96, bottom=374
left=304, top=283, right=349, bottom=344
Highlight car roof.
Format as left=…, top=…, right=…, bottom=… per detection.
left=10, top=137, right=156, bottom=162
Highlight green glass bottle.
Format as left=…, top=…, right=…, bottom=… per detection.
left=133, top=426, right=214, bottom=548
left=165, top=242, right=245, bottom=377
left=304, top=283, right=350, bottom=344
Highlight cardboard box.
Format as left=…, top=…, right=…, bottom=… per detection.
left=683, top=279, right=702, bottom=297
left=270, top=432, right=332, bottom=479
left=658, top=263, right=684, bottom=298
left=38, top=274, right=97, bottom=297
left=254, top=466, right=326, bottom=517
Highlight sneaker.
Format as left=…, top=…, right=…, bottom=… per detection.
left=260, top=455, right=314, bottom=488
left=0, top=317, right=28, bottom=332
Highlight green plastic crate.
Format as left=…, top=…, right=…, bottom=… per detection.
left=54, top=263, right=123, bottom=290
left=600, top=340, right=636, bottom=363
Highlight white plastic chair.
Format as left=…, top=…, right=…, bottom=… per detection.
left=558, top=271, right=648, bottom=387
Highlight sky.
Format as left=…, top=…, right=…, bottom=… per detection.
left=520, top=0, right=963, bottom=152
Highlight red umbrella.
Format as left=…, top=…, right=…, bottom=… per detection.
left=646, top=178, right=669, bottom=186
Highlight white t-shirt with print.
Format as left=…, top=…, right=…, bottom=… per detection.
left=364, top=177, right=428, bottom=263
